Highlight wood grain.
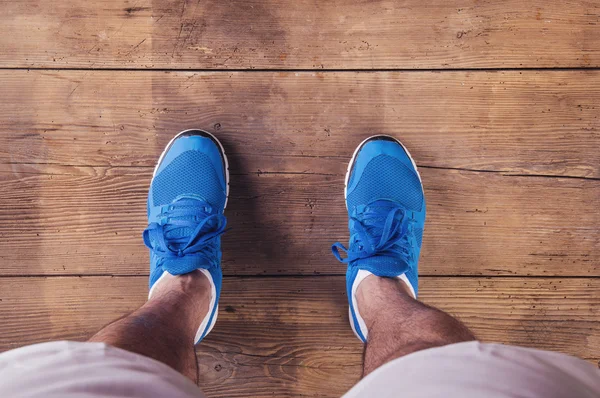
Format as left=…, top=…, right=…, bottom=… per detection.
left=1, top=70, right=599, bottom=178
left=1, top=2, right=598, bottom=397
left=0, top=163, right=597, bottom=276
left=0, top=276, right=598, bottom=397
left=2, top=0, right=600, bottom=69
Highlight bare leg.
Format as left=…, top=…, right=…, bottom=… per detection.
left=89, top=270, right=210, bottom=382
left=356, top=275, right=476, bottom=376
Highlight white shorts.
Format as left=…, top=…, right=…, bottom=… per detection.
left=0, top=341, right=599, bottom=397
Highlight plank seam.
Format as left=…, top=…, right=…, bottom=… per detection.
left=1, top=274, right=599, bottom=279
left=3, top=162, right=599, bottom=181
left=1, top=67, right=600, bottom=72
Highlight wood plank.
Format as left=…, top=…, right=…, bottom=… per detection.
left=2, top=70, right=599, bottom=178
left=0, top=276, right=598, bottom=397
left=0, top=163, right=598, bottom=276
left=2, top=0, right=600, bottom=69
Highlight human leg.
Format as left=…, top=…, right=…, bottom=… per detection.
left=0, top=129, right=230, bottom=397
left=331, top=136, right=474, bottom=375
left=92, top=129, right=229, bottom=382
left=333, top=136, right=600, bottom=398
left=356, top=274, right=474, bottom=375
left=89, top=270, right=211, bottom=381
left=89, top=129, right=229, bottom=379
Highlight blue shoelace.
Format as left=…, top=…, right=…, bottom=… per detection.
left=143, top=198, right=227, bottom=271
left=332, top=200, right=414, bottom=265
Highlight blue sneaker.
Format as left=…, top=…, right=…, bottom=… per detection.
left=332, top=135, right=426, bottom=342
left=143, top=129, right=229, bottom=344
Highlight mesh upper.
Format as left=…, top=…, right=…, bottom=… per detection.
left=152, top=151, right=226, bottom=209
left=347, top=155, right=423, bottom=211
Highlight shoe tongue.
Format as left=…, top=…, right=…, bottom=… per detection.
left=160, top=197, right=216, bottom=273
left=354, top=255, right=410, bottom=277
left=359, top=200, right=405, bottom=227
left=353, top=200, right=410, bottom=276
left=163, top=197, right=216, bottom=248
left=163, top=215, right=195, bottom=248
left=160, top=215, right=215, bottom=272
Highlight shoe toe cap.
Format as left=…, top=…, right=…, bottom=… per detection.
left=347, top=138, right=424, bottom=212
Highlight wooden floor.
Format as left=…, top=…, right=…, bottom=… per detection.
left=0, top=1, right=599, bottom=396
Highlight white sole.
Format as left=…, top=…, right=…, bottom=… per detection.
left=153, top=128, right=230, bottom=208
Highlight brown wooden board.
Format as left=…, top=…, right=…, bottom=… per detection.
left=0, top=163, right=597, bottom=276
left=0, top=276, right=598, bottom=397
left=1, top=70, right=599, bottom=178
left=1, top=2, right=599, bottom=397
left=2, top=1, right=600, bottom=69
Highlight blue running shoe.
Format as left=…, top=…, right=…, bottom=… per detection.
left=332, top=135, right=426, bottom=342
left=143, top=129, right=229, bottom=344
